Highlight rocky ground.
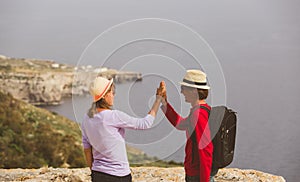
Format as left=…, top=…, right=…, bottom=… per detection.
left=0, top=167, right=285, bottom=182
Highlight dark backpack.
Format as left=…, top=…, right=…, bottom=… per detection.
left=189, top=105, right=237, bottom=169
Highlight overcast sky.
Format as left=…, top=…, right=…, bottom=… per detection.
left=1, top=0, right=299, bottom=67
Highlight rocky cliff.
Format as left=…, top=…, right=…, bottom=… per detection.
left=0, top=55, right=142, bottom=105
left=0, top=167, right=286, bottom=182
left=0, top=91, right=86, bottom=168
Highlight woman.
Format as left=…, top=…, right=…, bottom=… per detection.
left=81, top=76, right=161, bottom=182
left=158, top=70, right=213, bottom=182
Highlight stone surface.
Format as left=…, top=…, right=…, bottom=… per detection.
left=0, top=167, right=285, bottom=182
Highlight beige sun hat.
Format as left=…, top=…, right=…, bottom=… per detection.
left=89, top=77, right=114, bottom=102
left=179, top=69, right=210, bottom=89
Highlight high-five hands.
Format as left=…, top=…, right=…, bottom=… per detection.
left=149, top=82, right=166, bottom=117
left=156, top=81, right=167, bottom=106
left=149, top=81, right=167, bottom=117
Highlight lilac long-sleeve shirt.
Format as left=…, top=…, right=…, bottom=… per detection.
left=81, top=110, right=154, bottom=176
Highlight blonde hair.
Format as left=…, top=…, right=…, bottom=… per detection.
left=87, top=102, right=97, bottom=118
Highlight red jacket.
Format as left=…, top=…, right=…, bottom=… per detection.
left=162, top=103, right=213, bottom=182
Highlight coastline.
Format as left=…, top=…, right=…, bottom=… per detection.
left=0, top=55, right=142, bottom=105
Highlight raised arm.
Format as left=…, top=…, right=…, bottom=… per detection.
left=161, top=102, right=190, bottom=130
left=158, top=81, right=189, bottom=130
left=148, top=89, right=163, bottom=117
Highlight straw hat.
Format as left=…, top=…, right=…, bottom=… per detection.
left=179, top=69, right=210, bottom=89
left=89, top=77, right=114, bottom=102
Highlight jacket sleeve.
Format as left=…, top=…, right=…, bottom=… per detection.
left=161, top=102, right=189, bottom=130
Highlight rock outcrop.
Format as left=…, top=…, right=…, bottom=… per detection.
left=0, top=55, right=142, bottom=105
left=0, top=167, right=285, bottom=182
left=0, top=72, right=75, bottom=105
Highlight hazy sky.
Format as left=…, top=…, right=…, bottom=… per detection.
left=1, top=0, right=299, bottom=67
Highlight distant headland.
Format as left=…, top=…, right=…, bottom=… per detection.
left=0, top=55, right=142, bottom=105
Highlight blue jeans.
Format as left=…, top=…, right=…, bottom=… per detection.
left=209, top=168, right=219, bottom=182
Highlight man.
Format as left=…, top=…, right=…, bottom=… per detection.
left=158, top=70, right=214, bottom=182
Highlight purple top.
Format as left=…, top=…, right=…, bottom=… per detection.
left=81, top=110, right=154, bottom=176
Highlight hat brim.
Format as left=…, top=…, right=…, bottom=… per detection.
left=93, top=78, right=114, bottom=102
left=179, top=81, right=210, bottom=90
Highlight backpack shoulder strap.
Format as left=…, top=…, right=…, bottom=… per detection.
left=200, top=105, right=210, bottom=117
